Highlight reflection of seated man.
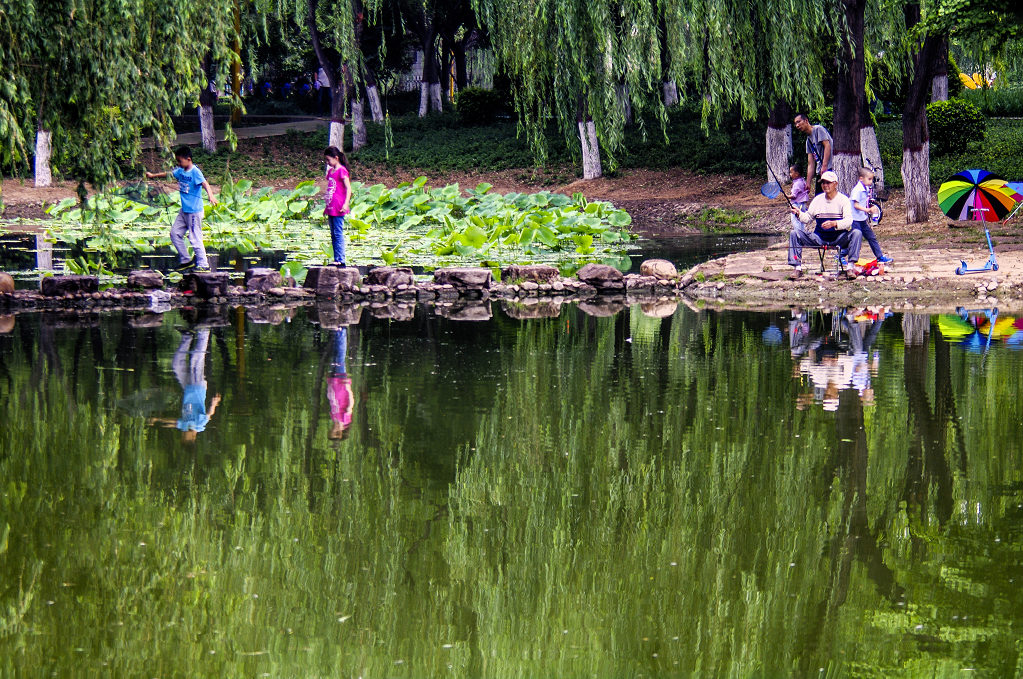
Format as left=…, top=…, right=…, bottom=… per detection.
left=327, top=328, right=354, bottom=441
left=843, top=310, right=885, bottom=404
left=787, top=171, right=863, bottom=281
left=149, top=329, right=221, bottom=443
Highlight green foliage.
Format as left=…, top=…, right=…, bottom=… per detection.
left=455, top=87, right=506, bottom=125
left=0, top=0, right=239, bottom=187
left=927, top=99, right=987, bottom=155
left=688, top=207, right=752, bottom=233
left=875, top=118, right=1023, bottom=188
left=960, top=85, right=1023, bottom=117
left=947, top=56, right=964, bottom=100
left=809, top=105, right=835, bottom=129
left=42, top=177, right=635, bottom=270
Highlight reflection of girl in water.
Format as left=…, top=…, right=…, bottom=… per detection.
left=327, top=328, right=354, bottom=440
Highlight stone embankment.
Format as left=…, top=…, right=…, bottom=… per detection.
left=0, top=260, right=692, bottom=320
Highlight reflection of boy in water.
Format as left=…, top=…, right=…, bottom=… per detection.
left=149, top=329, right=221, bottom=442
left=327, top=328, right=354, bottom=440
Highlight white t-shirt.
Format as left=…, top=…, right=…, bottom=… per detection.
left=848, top=182, right=870, bottom=221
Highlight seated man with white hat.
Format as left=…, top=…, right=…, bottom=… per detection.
left=787, top=170, right=862, bottom=280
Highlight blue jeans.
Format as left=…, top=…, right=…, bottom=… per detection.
left=328, top=215, right=346, bottom=264
left=331, top=328, right=347, bottom=375
left=852, top=219, right=884, bottom=259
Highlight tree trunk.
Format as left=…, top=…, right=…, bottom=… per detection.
left=430, top=82, right=443, bottom=113
left=199, top=56, right=218, bottom=153
left=352, top=95, right=367, bottom=150
left=34, top=127, right=53, bottom=187
left=931, top=38, right=949, bottom=103
left=419, top=81, right=430, bottom=117
left=617, top=84, right=633, bottom=125
left=766, top=102, right=791, bottom=184
left=662, top=80, right=679, bottom=107
left=329, top=83, right=346, bottom=149
left=365, top=67, right=384, bottom=122
left=578, top=118, right=602, bottom=180
left=367, top=84, right=384, bottom=123
left=859, top=94, right=883, bottom=190
left=199, top=100, right=217, bottom=153
left=454, top=44, right=468, bottom=91
left=901, top=8, right=941, bottom=223
left=833, top=0, right=867, bottom=193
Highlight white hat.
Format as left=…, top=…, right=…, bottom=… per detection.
left=821, top=170, right=839, bottom=183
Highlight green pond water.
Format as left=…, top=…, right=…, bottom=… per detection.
left=1, top=304, right=1022, bottom=677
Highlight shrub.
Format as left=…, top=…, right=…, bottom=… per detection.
left=809, top=105, right=834, bottom=129
left=456, top=87, right=506, bottom=125
left=927, top=99, right=986, bottom=155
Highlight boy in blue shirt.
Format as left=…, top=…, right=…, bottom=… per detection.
left=146, top=146, right=217, bottom=271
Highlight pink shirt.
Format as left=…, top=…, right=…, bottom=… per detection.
left=327, top=376, right=352, bottom=426
left=791, top=177, right=810, bottom=204
left=324, top=165, right=350, bottom=216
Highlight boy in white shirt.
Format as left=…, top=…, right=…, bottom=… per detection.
left=848, top=168, right=892, bottom=263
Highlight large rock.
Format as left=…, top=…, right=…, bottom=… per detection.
left=365, top=266, right=414, bottom=288
left=304, top=266, right=362, bottom=297
left=433, top=267, right=493, bottom=290
left=0, top=272, right=14, bottom=295
left=245, top=267, right=283, bottom=292
left=501, top=264, right=559, bottom=284
left=179, top=272, right=229, bottom=299
left=126, top=270, right=165, bottom=290
left=41, top=275, right=99, bottom=296
left=575, top=263, right=624, bottom=290
left=639, top=259, right=678, bottom=280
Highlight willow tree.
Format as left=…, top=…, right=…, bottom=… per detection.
left=658, top=0, right=827, bottom=184
left=476, top=0, right=663, bottom=179
left=0, top=0, right=237, bottom=188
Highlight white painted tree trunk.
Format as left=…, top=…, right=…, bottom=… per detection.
left=419, top=82, right=430, bottom=117
left=34, top=128, right=52, bottom=187
left=328, top=121, right=345, bottom=150
left=931, top=74, right=948, bottom=102
left=367, top=85, right=384, bottom=123
left=662, top=80, right=679, bottom=107
left=859, top=125, right=883, bottom=190
left=429, top=82, right=443, bottom=113
left=578, top=120, right=602, bottom=180
left=199, top=104, right=216, bottom=153
left=36, top=234, right=53, bottom=270
left=833, top=153, right=860, bottom=195
left=352, top=97, right=367, bottom=151
left=901, top=142, right=930, bottom=223
left=765, top=124, right=791, bottom=184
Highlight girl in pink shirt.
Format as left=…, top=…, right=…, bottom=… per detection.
left=323, top=146, right=352, bottom=266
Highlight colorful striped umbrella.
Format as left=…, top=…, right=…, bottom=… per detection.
left=938, top=169, right=1020, bottom=222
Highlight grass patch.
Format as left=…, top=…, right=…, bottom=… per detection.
left=685, top=207, right=752, bottom=234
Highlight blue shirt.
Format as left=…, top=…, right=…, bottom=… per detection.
left=176, top=383, right=210, bottom=432
left=173, top=166, right=206, bottom=214
left=849, top=182, right=870, bottom=221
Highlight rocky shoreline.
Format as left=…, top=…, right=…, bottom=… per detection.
left=4, top=249, right=1022, bottom=321
left=0, top=261, right=694, bottom=321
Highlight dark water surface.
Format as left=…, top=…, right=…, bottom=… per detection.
left=1, top=304, right=1022, bottom=677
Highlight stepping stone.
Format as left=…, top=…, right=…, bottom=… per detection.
left=41, top=275, right=99, bottom=296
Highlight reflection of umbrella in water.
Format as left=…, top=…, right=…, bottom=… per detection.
left=762, top=325, right=784, bottom=346
left=116, top=388, right=178, bottom=417
left=939, top=308, right=1001, bottom=354
left=939, top=170, right=1022, bottom=274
